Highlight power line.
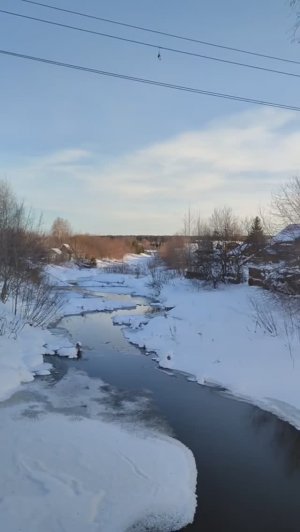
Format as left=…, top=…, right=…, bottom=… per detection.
left=18, top=0, right=300, bottom=67
left=2, top=9, right=300, bottom=81
left=1, top=48, right=300, bottom=111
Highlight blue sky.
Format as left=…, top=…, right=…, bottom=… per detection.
left=1, top=0, right=300, bottom=234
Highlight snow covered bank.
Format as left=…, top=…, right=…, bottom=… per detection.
left=5, top=253, right=300, bottom=432
left=0, top=255, right=153, bottom=402
left=45, top=257, right=300, bottom=431
left=0, top=371, right=197, bottom=532
left=0, top=324, right=51, bottom=401
left=121, top=275, right=300, bottom=430
left=0, top=256, right=198, bottom=531
left=0, top=289, right=81, bottom=401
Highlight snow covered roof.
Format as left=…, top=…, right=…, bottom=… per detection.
left=272, top=224, right=300, bottom=244
left=61, top=243, right=71, bottom=250
left=50, top=248, right=62, bottom=255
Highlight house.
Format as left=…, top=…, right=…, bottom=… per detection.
left=267, top=224, right=300, bottom=262
left=247, top=224, right=300, bottom=265
left=248, top=224, right=300, bottom=294
left=60, top=243, right=73, bottom=261
left=47, top=244, right=74, bottom=263
left=48, top=248, right=63, bottom=263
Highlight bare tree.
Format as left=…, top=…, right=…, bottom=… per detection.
left=290, top=0, right=300, bottom=39
left=189, top=207, right=244, bottom=286
left=272, top=177, right=300, bottom=225
left=160, top=235, right=189, bottom=273
left=0, top=182, right=45, bottom=303
left=209, top=206, right=241, bottom=240
left=182, top=208, right=193, bottom=237
left=51, top=217, right=72, bottom=245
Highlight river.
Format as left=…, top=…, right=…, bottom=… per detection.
left=50, top=293, right=300, bottom=532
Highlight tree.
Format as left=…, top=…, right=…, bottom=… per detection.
left=51, top=217, right=72, bottom=245
left=209, top=206, right=241, bottom=241
left=246, top=216, right=266, bottom=251
left=289, top=0, right=300, bottom=46
left=272, top=177, right=300, bottom=225
left=0, top=180, right=45, bottom=304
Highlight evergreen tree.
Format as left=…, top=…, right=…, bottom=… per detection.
left=246, top=216, right=266, bottom=250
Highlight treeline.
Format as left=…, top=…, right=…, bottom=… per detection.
left=46, top=218, right=152, bottom=259
left=159, top=202, right=277, bottom=286
left=160, top=177, right=300, bottom=285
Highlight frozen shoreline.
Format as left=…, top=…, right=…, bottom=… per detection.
left=0, top=256, right=300, bottom=429
left=0, top=255, right=198, bottom=531
left=45, top=256, right=300, bottom=432
left=3, top=251, right=300, bottom=530
left=0, top=370, right=197, bottom=532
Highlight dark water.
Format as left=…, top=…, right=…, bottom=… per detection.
left=54, top=302, right=300, bottom=532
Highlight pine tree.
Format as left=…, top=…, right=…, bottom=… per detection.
left=246, top=216, right=266, bottom=250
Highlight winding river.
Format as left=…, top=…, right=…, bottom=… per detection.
left=52, top=293, right=300, bottom=532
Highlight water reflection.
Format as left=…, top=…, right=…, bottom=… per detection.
left=40, top=296, right=300, bottom=531
left=251, top=409, right=300, bottom=475
left=96, top=383, right=173, bottom=435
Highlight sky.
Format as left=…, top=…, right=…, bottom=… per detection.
left=1, top=0, right=300, bottom=234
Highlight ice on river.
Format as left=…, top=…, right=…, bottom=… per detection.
left=0, top=370, right=197, bottom=532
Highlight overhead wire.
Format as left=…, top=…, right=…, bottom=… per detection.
left=1, top=9, right=300, bottom=80
left=18, top=0, right=300, bottom=67
left=0, top=48, right=300, bottom=111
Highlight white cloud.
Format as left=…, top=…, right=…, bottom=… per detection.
left=2, top=108, right=300, bottom=233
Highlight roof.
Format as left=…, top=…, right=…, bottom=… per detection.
left=50, top=248, right=62, bottom=255
left=272, top=224, right=300, bottom=244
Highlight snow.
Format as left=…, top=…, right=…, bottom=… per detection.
left=0, top=299, right=81, bottom=401
left=5, top=253, right=300, bottom=431
left=7, top=250, right=300, bottom=528
left=0, top=371, right=197, bottom=532
left=0, top=257, right=155, bottom=404
left=122, top=276, right=300, bottom=430
left=112, top=314, right=149, bottom=329
left=0, top=254, right=197, bottom=531
left=272, top=224, right=300, bottom=243
left=50, top=247, right=62, bottom=254
left=0, top=321, right=53, bottom=401
left=44, top=256, right=300, bottom=431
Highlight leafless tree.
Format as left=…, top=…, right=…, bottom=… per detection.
left=0, top=181, right=50, bottom=325
left=182, top=207, right=194, bottom=237
left=0, top=181, right=45, bottom=303
left=272, top=177, right=300, bottom=225
left=15, top=276, right=64, bottom=328
left=51, top=217, right=72, bottom=245
left=160, top=235, right=189, bottom=273
left=209, top=206, right=241, bottom=240
left=290, top=0, right=300, bottom=39
left=189, top=207, right=245, bottom=286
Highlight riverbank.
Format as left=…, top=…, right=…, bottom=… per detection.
left=6, top=255, right=300, bottom=429
left=111, top=258, right=300, bottom=431
left=123, top=278, right=300, bottom=430
left=3, top=252, right=300, bottom=530
left=46, top=254, right=300, bottom=431
left=0, top=254, right=197, bottom=531
left=44, top=256, right=300, bottom=429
